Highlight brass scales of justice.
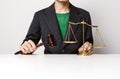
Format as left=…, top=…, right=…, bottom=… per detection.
left=64, top=20, right=106, bottom=56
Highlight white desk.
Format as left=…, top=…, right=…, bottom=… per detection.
left=0, top=54, right=120, bottom=79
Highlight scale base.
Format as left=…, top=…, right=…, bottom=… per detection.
left=78, top=51, right=93, bottom=56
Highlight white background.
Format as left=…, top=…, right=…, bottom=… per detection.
left=0, top=0, right=120, bottom=54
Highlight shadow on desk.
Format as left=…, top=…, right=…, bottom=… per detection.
left=93, top=49, right=120, bottom=54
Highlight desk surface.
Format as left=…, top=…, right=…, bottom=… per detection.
left=0, top=54, right=120, bottom=79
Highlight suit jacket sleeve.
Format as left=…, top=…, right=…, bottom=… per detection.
left=85, top=12, right=93, bottom=44
left=22, top=12, right=41, bottom=45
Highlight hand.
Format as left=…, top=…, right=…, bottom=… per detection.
left=20, top=40, right=37, bottom=54
left=78, top=42, right=93, bottom=55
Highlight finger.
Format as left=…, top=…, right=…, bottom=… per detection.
left=88, top=46, right=93, bottom=53
left=84, top=42, right=89, bottom=46
left=23, top=42, right=31, bottom=53
left=83, top=42, right=92, bottom=51
left=87, top=43, right=93, bottom=51
left=78, top=46, right=84, bottom=53
left=87, top=45, right=92, bottom=51
left=87, top=46, right=91, bottom=51
left=28, top=40, right=36, bottom=50
left=83, top=43, right=89, bottom=51
left=88, top=50, right=93, bottom=55
left=25, top=42, right=35, bottom=52
left=24, top=45, right=31, bottom=53
left=20, top=46, right=27, bottom=54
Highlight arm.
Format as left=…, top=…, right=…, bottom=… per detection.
left=23, top=12, right=41, bottom=45
left=20, top=12, right=41, bottom=54
left=85, top=12, right=93, bottom=44
left=78, top=12, right=93, bottom=55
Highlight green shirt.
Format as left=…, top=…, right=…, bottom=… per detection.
left=56, top=13, right=70, bottom=40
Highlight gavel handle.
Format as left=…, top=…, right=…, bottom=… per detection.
left=14, top=43, right=44, bottom=55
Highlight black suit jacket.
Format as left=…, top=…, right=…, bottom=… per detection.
left=23, top=3, right=93, bottom=54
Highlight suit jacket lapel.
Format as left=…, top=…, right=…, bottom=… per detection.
left=44, top=3, right=63, bottom=43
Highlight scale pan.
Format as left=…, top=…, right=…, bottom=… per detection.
left=64, top=41, right=78, bottom=44
left=93, top=46, right=106, bottom=48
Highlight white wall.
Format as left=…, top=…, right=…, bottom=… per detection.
left=0, top=0, right=120, bottom=54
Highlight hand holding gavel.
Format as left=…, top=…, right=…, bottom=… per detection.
left=15, top=34, right=56, bottom=55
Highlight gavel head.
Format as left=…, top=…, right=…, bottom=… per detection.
left=47, top=34, right=56, bottom=47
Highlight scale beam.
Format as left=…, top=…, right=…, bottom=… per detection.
left=64, top=20, right=106, bottom=49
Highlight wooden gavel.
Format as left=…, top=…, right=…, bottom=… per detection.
left=15, top=34, right=56, bottom=55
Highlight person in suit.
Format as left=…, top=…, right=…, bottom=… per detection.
left=20, top=0, right=93, bottom=54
